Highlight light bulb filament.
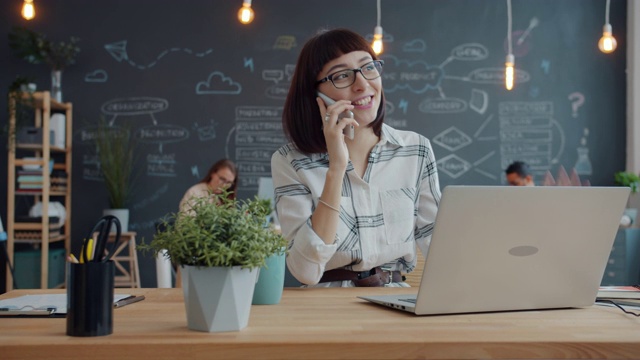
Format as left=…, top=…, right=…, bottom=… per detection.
left=371, top=26, right=384, bottom=55
left=237, top=0, right=255, bottom=24
left=22, top=0, right=35, bottom=20
left=598, top=25, right=617, bottom=53
left=505, top=54, right=515, bottom=91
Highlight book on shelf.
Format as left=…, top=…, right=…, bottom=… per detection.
left=14, top=229, right=62, bottom=240
left=597, top=285, right=640, bottom=300
left=15, top=216, right=61, bottom=224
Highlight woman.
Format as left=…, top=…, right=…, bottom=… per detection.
left=179, top=158, right=238, bottom=212
left=271, top=29, right=441, bottom=287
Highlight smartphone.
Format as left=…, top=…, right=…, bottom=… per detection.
left=317, top=92, right=355, bottom=140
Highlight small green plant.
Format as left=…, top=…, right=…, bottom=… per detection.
left=9, top=26, right=80, bottom=70
left=94, top=119, right=138, bottom=208
left=4, top=76, right=36, bottom=150
left=141, top=192, right=287, bottom=269
left=614, top=171, right=640, bottom=194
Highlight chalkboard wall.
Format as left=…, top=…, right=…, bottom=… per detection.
left=0, top=0, right=628, bottom=288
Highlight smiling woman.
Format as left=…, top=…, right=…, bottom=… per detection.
left=271, top=28, right=442, bottom=288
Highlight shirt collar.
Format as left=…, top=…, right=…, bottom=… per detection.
left=310, top=123, right=406, bottom=161
left=379, top=123, right=406, bottom=148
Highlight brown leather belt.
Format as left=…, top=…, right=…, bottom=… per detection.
left=319, top=267, right=405, bottom=287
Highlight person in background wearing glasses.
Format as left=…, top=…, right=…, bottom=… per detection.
left=271, top=28, right=441, bottom=287
left=179, top=158, right=238, bottom=212
left=505, top=161, right=535, bottom=186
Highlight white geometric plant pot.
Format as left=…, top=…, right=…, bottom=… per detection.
left=181, top=265, right=258, bottom=332
left=102, top=208, right=129, bottom=232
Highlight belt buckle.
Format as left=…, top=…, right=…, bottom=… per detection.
left=381, top=267, right=393, bottom=285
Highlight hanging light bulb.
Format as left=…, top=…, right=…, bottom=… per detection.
left=505, top=54, right=515, bottom=91
left=238, top=0, right=255, bottom=25
left=371, top=0, right=383, bottom=55
left=21, top=0, right=35, bottom=20
left=504, top=0, right=514, bottom=90
left=598, top=0, right=616, bottom=53
left=372, top=26, right=384, bottom=55
left=598, top=24, right=617, bottom=53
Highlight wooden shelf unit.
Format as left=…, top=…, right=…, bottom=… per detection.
left=6, top=91, right=73, bottom=290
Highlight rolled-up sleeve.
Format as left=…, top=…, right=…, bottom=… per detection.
left=271, top=150, right=337, bottom=285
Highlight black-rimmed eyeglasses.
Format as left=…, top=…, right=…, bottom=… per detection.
left=317, top=60, right=384, bottom=89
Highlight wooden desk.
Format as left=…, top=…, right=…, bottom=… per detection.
left=2, top=288, right=640, bottom=359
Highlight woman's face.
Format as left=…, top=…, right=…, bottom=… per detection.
left=208, top=166, right=235, bottom=193
left=316, top=50, right=382, bottom=127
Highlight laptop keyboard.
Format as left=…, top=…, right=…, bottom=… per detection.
left=400, top=298, right=416, bottom=304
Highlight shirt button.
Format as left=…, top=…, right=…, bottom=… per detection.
left=368, top=219, right=373, bottom=223
left=371, top=153, right=377, bottom=157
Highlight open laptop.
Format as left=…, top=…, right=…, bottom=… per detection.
left=359, top=186, right=630, bottom=315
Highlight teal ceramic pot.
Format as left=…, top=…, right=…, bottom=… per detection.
left=252, top=253, right=286, bottom=305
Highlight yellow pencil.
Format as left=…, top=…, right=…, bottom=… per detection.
left=68, top=254, right=79, bottom=264
left=86, top=238, right=94, bottom=261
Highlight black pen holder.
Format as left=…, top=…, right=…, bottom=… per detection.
left=66, top=261, right=115, bottom=337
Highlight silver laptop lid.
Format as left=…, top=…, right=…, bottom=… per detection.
left=414, top=186, right=629, bottom=315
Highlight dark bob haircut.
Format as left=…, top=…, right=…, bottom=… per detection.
left=282, top=28, right=386, bottom=155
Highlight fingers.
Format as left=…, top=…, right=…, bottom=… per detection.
left=316, top=97, right=354, bottom=125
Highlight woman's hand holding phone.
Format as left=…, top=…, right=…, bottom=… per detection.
left=317, top=92, right=356, bottom=140
left=316, top=93, right=357, bottom=170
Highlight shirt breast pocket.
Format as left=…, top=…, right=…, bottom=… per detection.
left=380, top=188, right=416, bottom=245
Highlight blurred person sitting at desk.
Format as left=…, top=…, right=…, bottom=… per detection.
left=179, top=158, right=238, bottom=212
left=271, top=28, right=441, bottom=288
left=505, top=161, right=535, bottom=186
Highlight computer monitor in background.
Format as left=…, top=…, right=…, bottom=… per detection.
left=257, top=177, right=278, bottom=225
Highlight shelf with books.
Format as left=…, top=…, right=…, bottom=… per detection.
left=6, top=91, right=73, bottom=290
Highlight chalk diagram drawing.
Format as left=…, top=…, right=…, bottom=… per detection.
left=225, top=106, right=286, bottom=191
left=195, top=71, right=242, bottom=95
left=104, top=40, right=213, bottom=70
left=273, top=36, right=297, bottom=50
left=384, top=100, right=409, bottom=129
left=379, top=39, right=578, bottom=181
left=78, top=97, right=190, bottom=180
left=262, top=64, right=295, bottom=100
left=84, top=69, right=108, bottom=83
left=193, top=120, right=218, bottom=141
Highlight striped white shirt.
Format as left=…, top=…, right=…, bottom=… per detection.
left=271, top=124, right=441, bottom=287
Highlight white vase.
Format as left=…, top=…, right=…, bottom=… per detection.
left=181, top=265, right=258, bottom=332
left=102, top=208, right=129, bottom=233
left=51, top=70, right=63, bottom=102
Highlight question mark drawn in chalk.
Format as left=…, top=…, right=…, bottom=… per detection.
left=568, top=92, right=585, bottom=118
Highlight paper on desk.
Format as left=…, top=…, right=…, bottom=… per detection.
left=0, top=294, right=131, bottom=314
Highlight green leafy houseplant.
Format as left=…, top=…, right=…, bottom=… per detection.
left=142, top=192, right=287, bottom=269
left=614, top=171, right=640, bottom=194
left=94, top=119, right=137, bottom=209
left=4, top=76, right=36, bottom=150
left=9, top=26, right=80, bottom=70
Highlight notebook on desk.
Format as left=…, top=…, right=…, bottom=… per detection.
left=359, top=186, right=630, bottom=315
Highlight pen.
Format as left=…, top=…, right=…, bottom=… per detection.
left=114, top=295, right=145, bottom=308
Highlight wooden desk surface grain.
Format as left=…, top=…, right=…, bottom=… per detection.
left=1, top=288, right=639, bottom=359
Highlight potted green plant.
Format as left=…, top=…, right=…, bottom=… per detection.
left=141, top=192, right=287, bottom=332
left=94, top=119, right=137, bottom=232
left=5, top=76, right=36, bottom=150
left=8, top=26, right=80, bottom=102
left=614, top=171, right=640, bottom=227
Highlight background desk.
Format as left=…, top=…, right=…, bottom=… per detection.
left=2, top=288, right=640, bottom=359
